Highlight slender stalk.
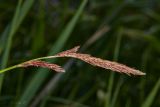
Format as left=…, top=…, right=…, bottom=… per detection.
left=0, top=65, right=19, bottom=74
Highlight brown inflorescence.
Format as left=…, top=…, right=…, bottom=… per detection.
left=19, top=46, right=145, bottom=76
left=55, top=46, right=145, bottom=76
left=20, top=60, right=65, bottom=72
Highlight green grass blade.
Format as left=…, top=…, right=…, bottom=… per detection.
left=16, top=0, right=35, bottom=30
left=31, top=0, right=45, bottom=55
left=49, top=0, right=87, bottom=55
left=110, top=27, right=123, bottom=107
left=0, top=0, right=35, bottom=56
left=15, top=1, right=88, bottom=107
left=0, top=25, right=10, bottom=55
left=1, top=0, right=22, bottom=68
left=141, top=78, right=160, bottom=107
left=0, top=0, right=22, bottom=93
left=0, top=0, right=35, bottom=93
left=110, top=76, right=123, bottom=107
left=139, top=48, right=151, bottom=102
left=105, top=27, right=123, bottom=107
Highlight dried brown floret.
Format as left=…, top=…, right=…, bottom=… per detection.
left=20, top=60, right=65, bottom=72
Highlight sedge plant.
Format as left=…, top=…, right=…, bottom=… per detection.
left=0, top=46, right=146, bottom=76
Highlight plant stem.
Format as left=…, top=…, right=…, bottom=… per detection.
left=0, top=65, right=19, bottom=74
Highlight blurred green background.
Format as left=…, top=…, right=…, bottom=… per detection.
left=0, top=0, right=160, bottom=107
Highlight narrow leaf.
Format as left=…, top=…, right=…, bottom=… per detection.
left=141, top=78, right=160, bottom=107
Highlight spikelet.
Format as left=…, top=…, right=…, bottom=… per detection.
left=55, top=46, right=145, bottom=76
left=20, top=60, right=65, bottom=72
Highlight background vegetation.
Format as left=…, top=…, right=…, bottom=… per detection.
left=0, top=0, right=160, bottom=107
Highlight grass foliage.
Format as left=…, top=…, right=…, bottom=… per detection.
left=0, top=0, right=160, bottom=107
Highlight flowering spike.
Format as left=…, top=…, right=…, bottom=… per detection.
left=0, top=46, right=145, bottom=76
left=20, top=60, right=65, bottom=72
left=55, top=46, right=145, bottom=76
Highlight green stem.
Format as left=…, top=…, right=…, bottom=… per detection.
left=0, top=65, right=19, bottom=74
